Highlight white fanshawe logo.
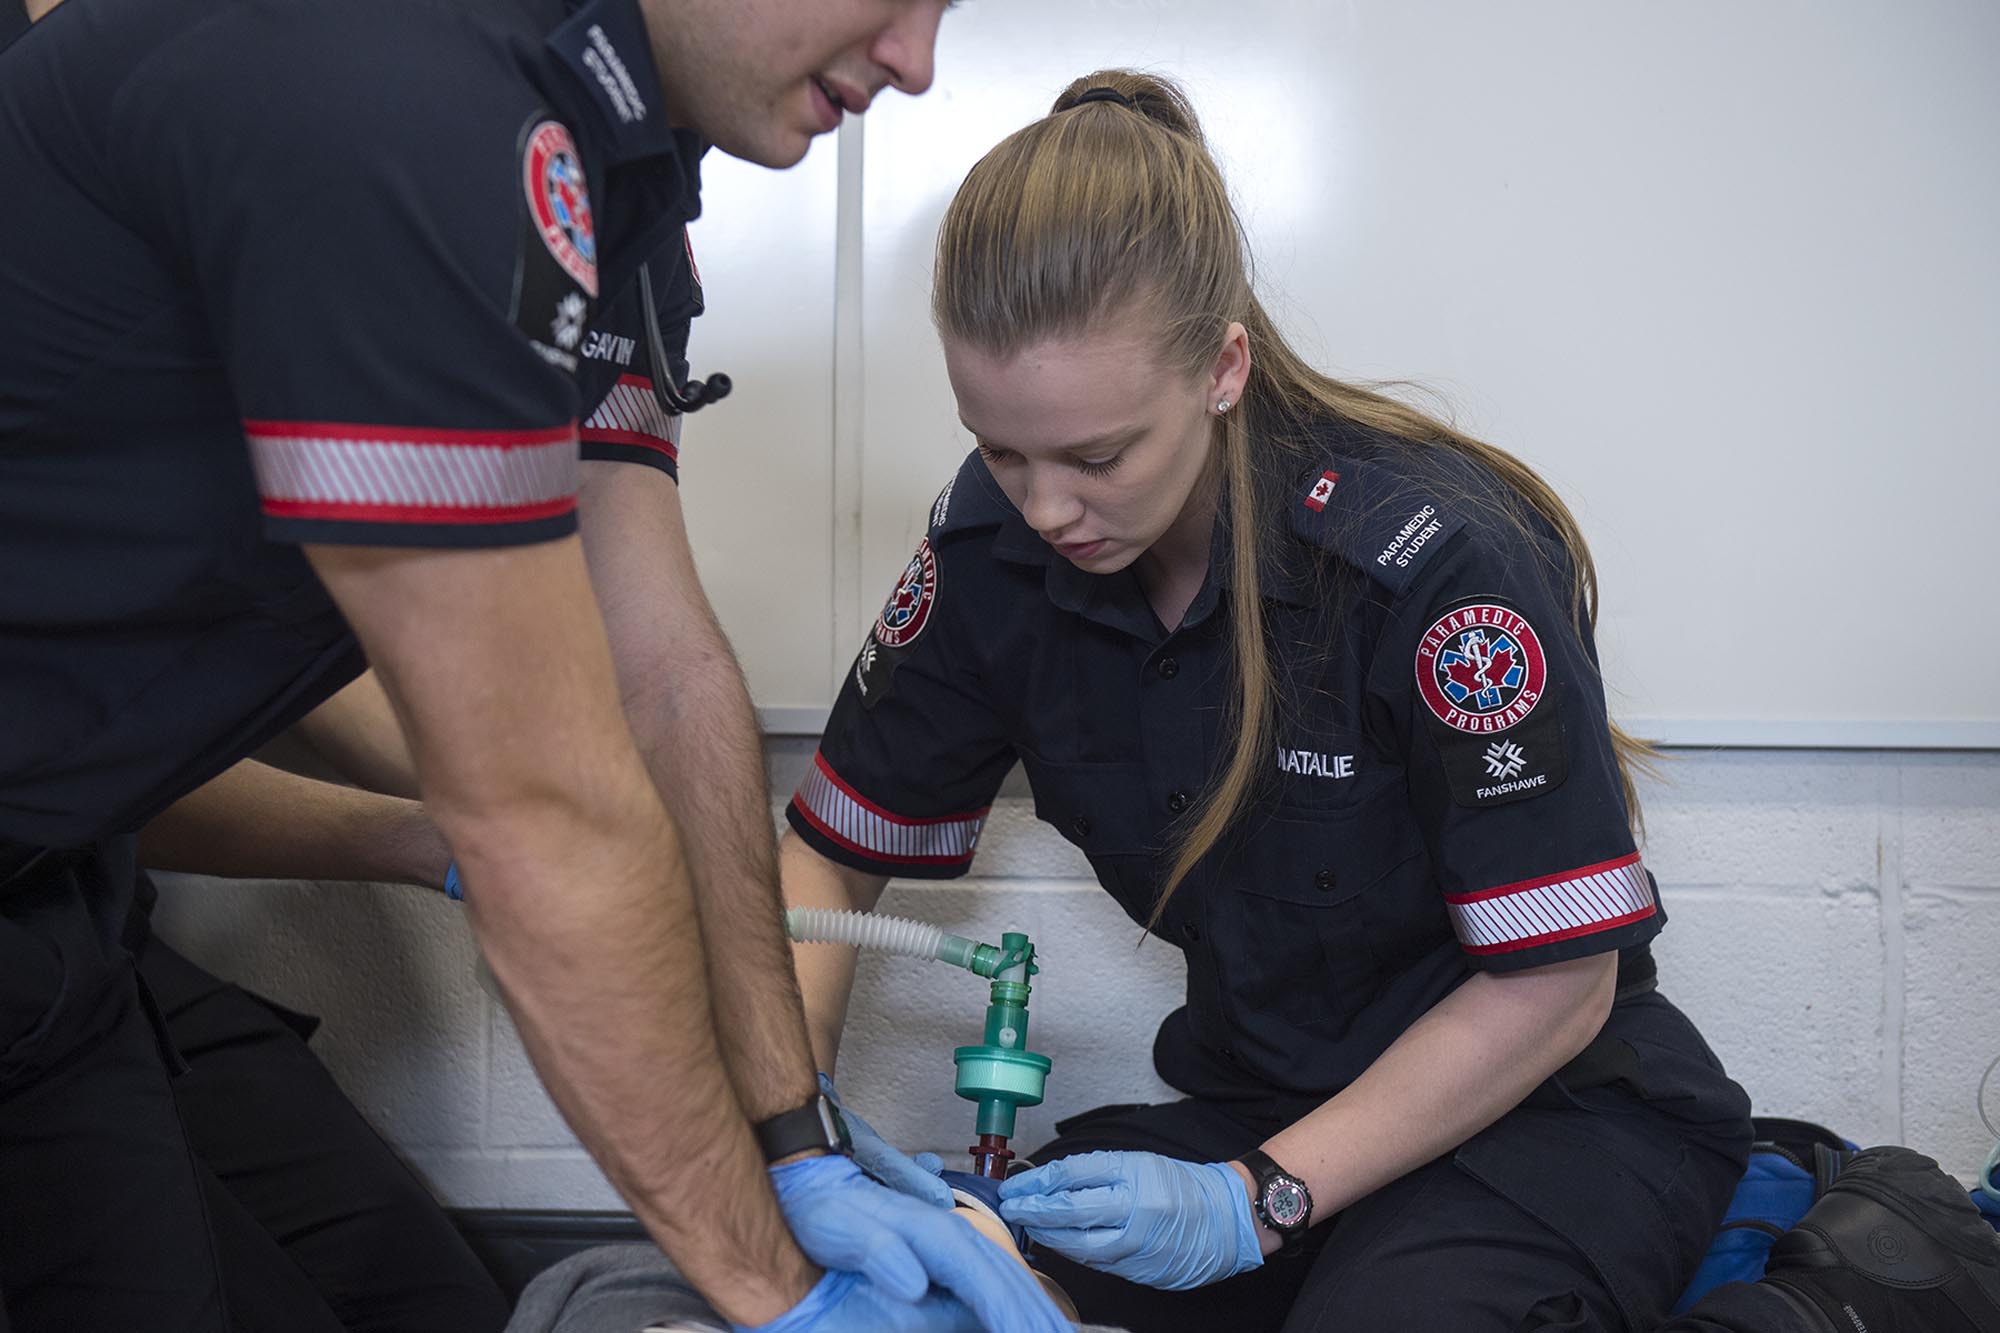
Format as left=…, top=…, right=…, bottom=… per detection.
left=552, top=292, right=588, bottom=350
left=1482, top=740, right=1527, bottom=781
left=854, top=639, right=879, bottom=694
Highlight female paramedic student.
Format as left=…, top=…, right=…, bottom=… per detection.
left=781, top=72, right=1760, bottom=1332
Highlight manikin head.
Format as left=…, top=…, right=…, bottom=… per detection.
left=642, top=0, right=949, bottom=168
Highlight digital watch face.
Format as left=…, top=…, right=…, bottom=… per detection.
left=1265, top=1179, right=1310, bottom=1229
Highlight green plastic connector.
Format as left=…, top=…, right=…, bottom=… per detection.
left=953, top=933, right=1051, bottom=1140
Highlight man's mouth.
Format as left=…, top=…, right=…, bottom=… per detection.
left=813, top=75, right=868, bottom=116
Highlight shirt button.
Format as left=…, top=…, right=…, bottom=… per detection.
left=1167, top=790, right=1190, bottom=814
left=1071, top=815, right=1092, bottom=838
left=1181, top=921, right=1202, bottom=943
left=1315, top=869, right=1337, bottom=893
left=1157, top=657, right=1179, bottom=679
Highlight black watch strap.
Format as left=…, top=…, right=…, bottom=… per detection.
left=1239, top=1147, right=1314, bottom=1252
left=753, top=1092, right=853, bottom=1164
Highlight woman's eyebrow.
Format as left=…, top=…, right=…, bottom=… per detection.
left=961, top=422, right=1147, bottom=454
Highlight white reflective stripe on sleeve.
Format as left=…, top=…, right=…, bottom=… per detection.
left=245, top=420, right=578, bottom=522
left=792, top=754, right=985, bottom=867
left=582, top=375, right=680, bottom=452
left=1444, top=853, right=1655, bottom=955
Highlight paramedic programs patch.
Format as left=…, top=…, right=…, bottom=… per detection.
left=1416, top=600, right=1569, bottom=807
left=875, top=539, right=938, bottom=650
left=855, top=537, right=939, bottom=709
left=523, top=120, right=598, bottom=297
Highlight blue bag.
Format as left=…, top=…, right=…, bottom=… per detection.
left=1676, top=1117, right=2000, bottom=1314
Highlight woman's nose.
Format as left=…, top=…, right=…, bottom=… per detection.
left=1020, top=470, right=1083, bottom=537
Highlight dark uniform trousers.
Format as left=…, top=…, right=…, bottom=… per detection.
left=0, top=845, right=507, bottom=1333
left=1025, top=991, right=1821, bottom=1333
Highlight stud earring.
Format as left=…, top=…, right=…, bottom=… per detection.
left=1215, top=399, right=1232, bottom=414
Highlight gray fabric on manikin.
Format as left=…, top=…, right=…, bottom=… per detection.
left=506, top=1242, right=1127, bottom=1333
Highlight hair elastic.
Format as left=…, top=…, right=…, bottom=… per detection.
left=1072, top=87, right=1136, bottom=110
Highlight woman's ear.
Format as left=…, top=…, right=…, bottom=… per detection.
left=1208, top=321, right=1251, bottom=414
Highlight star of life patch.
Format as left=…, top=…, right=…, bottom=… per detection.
left=1415, top=601, right=1548, bottom=734
left=874, top=538, right=938, bottom=650
left=1302, top=470, right=1340, bottom=512
left=523, top=120, right=598, bottom=298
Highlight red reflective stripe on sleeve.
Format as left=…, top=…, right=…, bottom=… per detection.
left=245, top=419, right=579, bottom=524
left=1444, top=853, right=1655, bottom=955
left=791, top=752, right=986, bottom=867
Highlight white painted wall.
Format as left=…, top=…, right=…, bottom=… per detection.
left=150, top=745, right=2000, bottom=1208
left=686, top=0, right=2000, bottom=747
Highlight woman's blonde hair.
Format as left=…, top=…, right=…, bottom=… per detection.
left=933, top=71, right=1654, bottom=929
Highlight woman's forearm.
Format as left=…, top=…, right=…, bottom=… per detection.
left=1244, top=951, right=1619, bottom=1252
left=779, top=832, right=889, bottom=1075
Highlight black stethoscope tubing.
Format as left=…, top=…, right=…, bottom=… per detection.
left=637, top=262, right=731, bottom=416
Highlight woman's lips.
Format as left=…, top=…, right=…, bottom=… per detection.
left=1052, top=539, right=1107, bottom=561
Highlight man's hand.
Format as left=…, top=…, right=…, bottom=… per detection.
left=999, top=1150, right=1264, bottom=1291
left=769, top=1156, right=1072, bottom=1331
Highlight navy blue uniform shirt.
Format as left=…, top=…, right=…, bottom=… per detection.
left=788, top=423, right=1664, bottom=1102
left=0, top=0, right=703, bottom=849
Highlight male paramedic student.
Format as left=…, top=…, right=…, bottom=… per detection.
left=0, top=0, right=1069, bottom=1329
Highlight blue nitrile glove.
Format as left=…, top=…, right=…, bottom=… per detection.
left=769, top=1154, right=1072, bottom=1332
left=732, top=1269, right=983, bottom=1333
left=998, top=1149, right=1264, bottom=1291
left=819, top=1072, right=952, bottom=1209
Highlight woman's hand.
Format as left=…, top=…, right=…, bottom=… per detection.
left=997, top=1150, right=1263, bottom=1290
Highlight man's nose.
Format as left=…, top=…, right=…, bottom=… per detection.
left=874, top=1, right=944, bottom=97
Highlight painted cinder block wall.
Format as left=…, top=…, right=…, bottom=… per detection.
left=151, top=746, right=2000, bottom=1209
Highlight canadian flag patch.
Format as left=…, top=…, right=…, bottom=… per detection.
left=1302, top=470, right=1340, bottom=511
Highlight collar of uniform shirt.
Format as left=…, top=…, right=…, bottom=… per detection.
left=546, top=0, right=680, bottom=165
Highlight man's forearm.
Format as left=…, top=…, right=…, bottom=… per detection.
left=624, top=623, right=817, bottom=1121
left=578, top=464, right=816, bottom=1122
left=458, top=792, right=815, bottom=1324
left=307, top=538, right=817, bottom=1325
left=138, top=758, right=448, bottom=888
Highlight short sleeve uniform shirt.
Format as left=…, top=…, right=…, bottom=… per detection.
left=0, top=0, right=703, bottom=848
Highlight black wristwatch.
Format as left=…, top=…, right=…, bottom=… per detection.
left=1239, top=1148, right=1313, bottom=1253
left=752, top=1092, right=852, bottom=1164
